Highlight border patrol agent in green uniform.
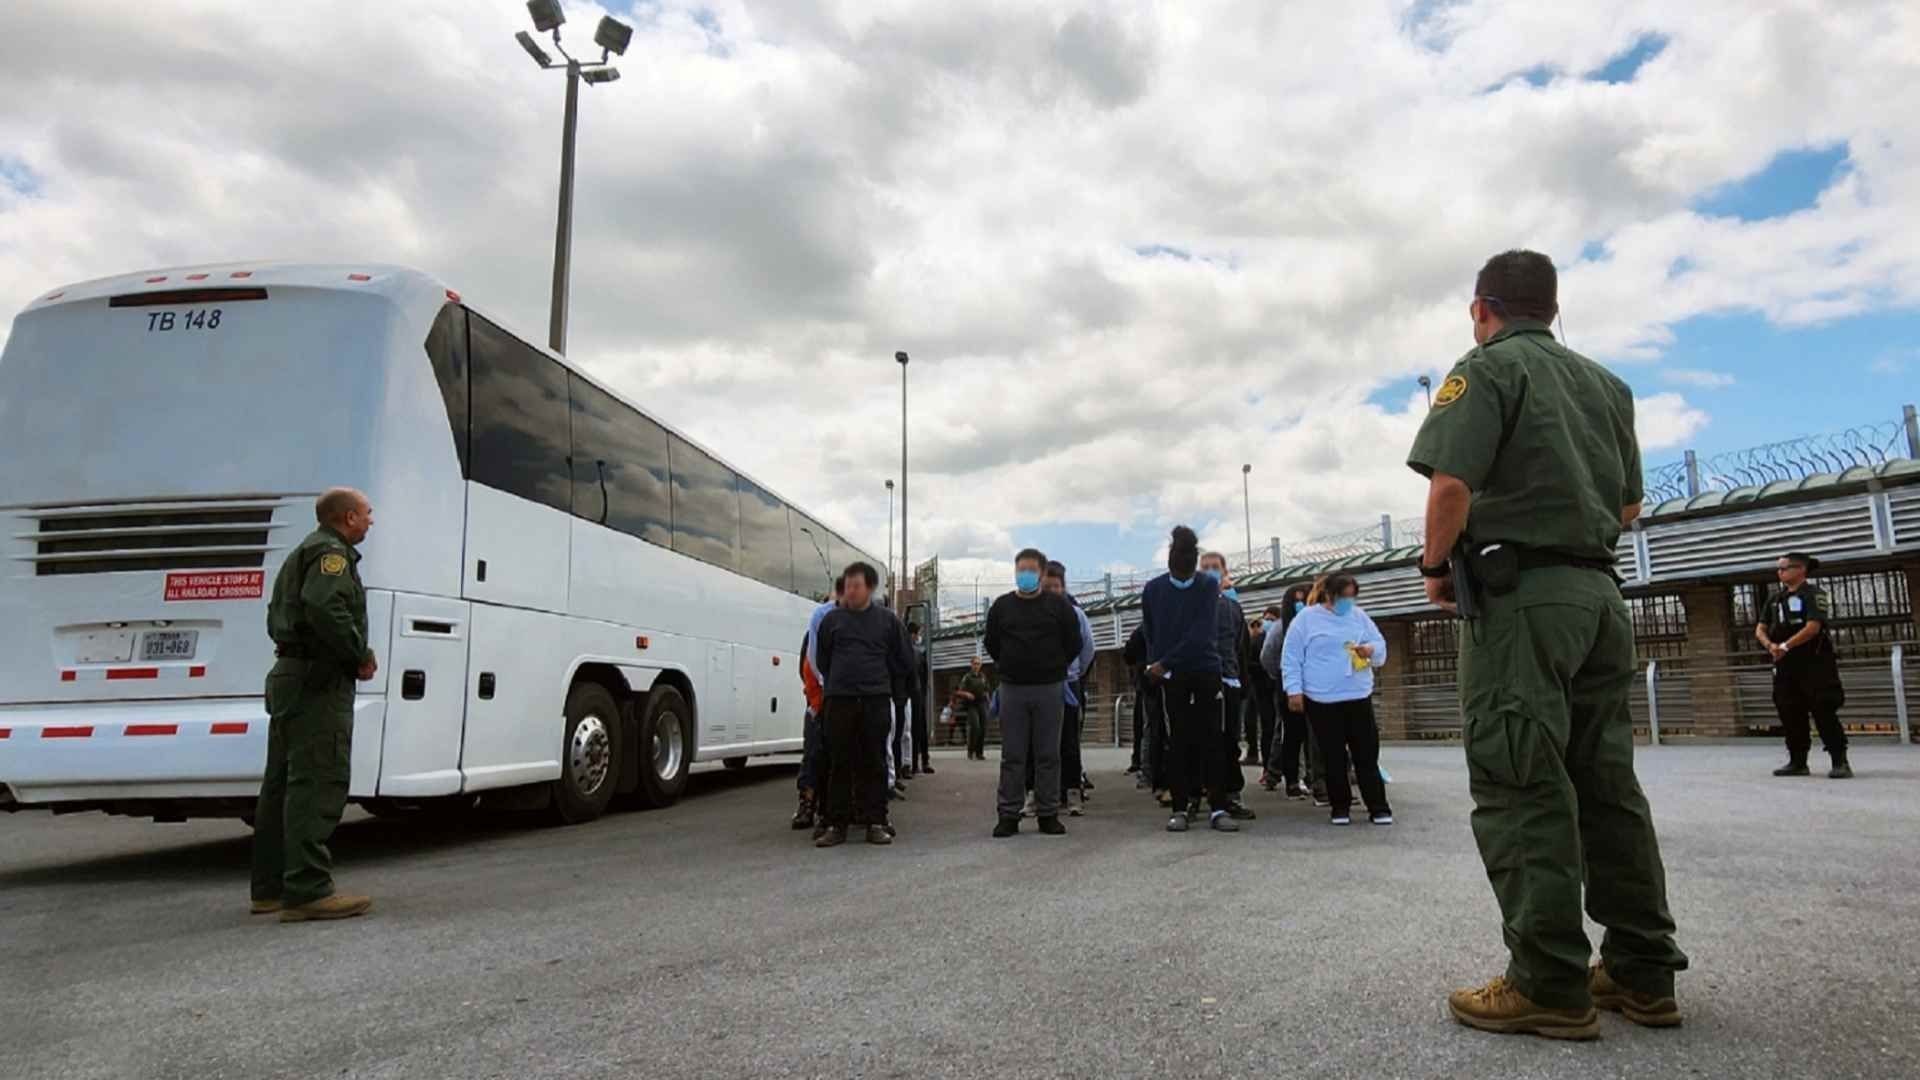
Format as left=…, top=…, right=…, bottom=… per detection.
left=1757, top=551, right=1851, bottom=779
left=249, top=487, right=378, bottom=923
left=1408, top=250, right=1688, bottom=1039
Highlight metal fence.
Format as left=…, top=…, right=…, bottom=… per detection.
left=1644, top=407, right=1919, bottom=505
left=1373, top=643, right=1916, bottom=745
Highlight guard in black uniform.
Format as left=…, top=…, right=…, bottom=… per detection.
left=1756, top=551, right=1851, bottom=779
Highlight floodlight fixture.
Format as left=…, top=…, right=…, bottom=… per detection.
left=581, top=67, right=620, bottom=85
left=515, top=31, right=554, bottom=67
left=526, top=0, right=565, bottom=34
left=595, top=15, right=634, bottom=56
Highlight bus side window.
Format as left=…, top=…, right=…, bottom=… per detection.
left=468, top=313, right=571, bottom=513
left=423, top=304, right=469, bottom=476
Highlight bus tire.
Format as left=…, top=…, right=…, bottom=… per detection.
left=636, top=685, right=693, bottom=809
left=722, top=756, right=748, bottom=771
left=553, top=682, right=622, bottom=825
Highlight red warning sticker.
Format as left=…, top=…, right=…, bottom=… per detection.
left=164, top=570, right=265, bottom=602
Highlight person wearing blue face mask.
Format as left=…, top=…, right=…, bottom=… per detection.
left=1199, top=551, right=1256, bottom=821
left=1260, top=583, right=1318, bottom=799
left=1140, top=526, right=1237, bottom=833
left=983, top=547, right=1085, bottom=838
left=1280, top=572, right=1392, bottom=826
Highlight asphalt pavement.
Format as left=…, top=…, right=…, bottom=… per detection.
left=2, top=742, right=1917, bottom=1079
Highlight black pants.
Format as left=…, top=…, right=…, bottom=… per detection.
left=1141, top=679, right=1168, bottom=787
left=1773, top=664, right=1848, bottom=762
left=1250, top=677, right=1278, bottom=764
left=1129, top=690, right=1144, bottom=770
left=1306, top=696, right=1389, bottom=817
left=1217, top=683, right=1246, bottom=796
left=1272, top=700, right=1309, bottom=785
left=910, top=690, right=930, bottom=768
left=825, top=695, right=892, bottom=827
left=1060, top=700, right=1083, bottom=799
left=966, top=705, right=987, bottom=758
left=1163, top=673, right=1229, bottom=813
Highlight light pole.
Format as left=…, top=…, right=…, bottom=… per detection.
left=896, top=351, right=909, bottom=602
left=886, top=479, right=896, bottom=600
left=516, top=0, right=632, bottom=355
left=1241, top=463, right=1253, bottom=571
left=1418, top=375, right=1432, bottom=409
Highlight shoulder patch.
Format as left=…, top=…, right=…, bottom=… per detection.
left=1433, top=374, right=1468, bottom=407
left=319, top=553, right=348, bottom=576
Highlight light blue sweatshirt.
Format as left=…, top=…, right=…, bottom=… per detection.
left=1280, top=603, right=1387, bottom=703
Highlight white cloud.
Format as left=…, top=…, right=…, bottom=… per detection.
left=2, top=0, right=1916, bottom=573
left=1662, top=367, right=1736, bottom=389
left=1636, top=393, right=1711, bottom=452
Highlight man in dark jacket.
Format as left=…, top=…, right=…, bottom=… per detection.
left=983, top=547, right=1083, bottom=838
left=815, top=562, right=915, bottom=847
left=1200, top=552, right=1255, bottom=821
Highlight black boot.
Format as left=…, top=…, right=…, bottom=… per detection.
left=1829, top=756, right=1854, bottom=779
left=790, top=792, right=816, bottom=830
left=1773, top=759, right=1811, bottom=777
left=992, top=816, right=1020, bottom=838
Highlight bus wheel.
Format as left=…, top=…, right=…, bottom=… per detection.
left=636, top=686, right=692, bottom=809
left=553, top=682, right=622, bottom=825
left=722, top=756, right=748, bottom=771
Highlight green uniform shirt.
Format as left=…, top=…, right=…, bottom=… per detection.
left=267, top=526, right=370, bottom=673
left=958, top=671, right=993, bottom=711
left=1407, top=320, right=1642, bottom=563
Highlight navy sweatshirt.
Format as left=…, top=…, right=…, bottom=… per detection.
left=816, top=602, right=914, bottom=698
left=1139, top=571, right=1222, bottom=676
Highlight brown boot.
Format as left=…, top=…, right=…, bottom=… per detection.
left=1447, top=976, right=1599, bottom=1040
left=279, top=893, right=372, bottom=923
left=249, top=898, right=282, bottom=915
left=1590, top=964, right=1682, bottom=1027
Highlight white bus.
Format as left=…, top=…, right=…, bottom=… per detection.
left=0, top=262, right=884, bottom=824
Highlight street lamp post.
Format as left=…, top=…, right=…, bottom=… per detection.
left=515, top=0, right=632, bottom=355
left=1418, top=375, right=1432, bottom=409
left=896, top=351, right=909, bottom=602
left=1241, top=463, right=1253, bottom=571
left=886, top=479, right=896, bottom=600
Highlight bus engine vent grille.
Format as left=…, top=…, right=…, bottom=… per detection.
left=19, top=497, right=290, bottom=576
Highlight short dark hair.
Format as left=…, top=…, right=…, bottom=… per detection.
left=832, top=574, right=846, bottom=596
left=1167, top=525, right=1199, bottom=578
left=1474, top=249, right=1557, bottom=323
left=1263, top=605, right=1283, bottom=619
left=1015, top=547, right=1047, bottom=568
left=842, top=561, right=878, bottom=588
left=907, top=621, right=921, bottom=634
left=1783, top=551, right=1820, bottom=572
left=1324, top=572, right=1360, bottom=601
left=1043, top=560, right=1067, bottom=581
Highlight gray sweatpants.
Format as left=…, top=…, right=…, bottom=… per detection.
left=997, top=681, right=1065, bottom=820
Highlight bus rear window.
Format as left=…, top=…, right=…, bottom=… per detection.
left=107, top=288, right=268, bottom=307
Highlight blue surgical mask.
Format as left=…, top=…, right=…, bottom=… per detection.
left=1293, top=601, right=1305, bottom=614
left=1169, top=574, right=1194, bottom=591
left=1015, top=569, right=1040, bottom=594
left=1222, top=587, right=1238, bottom=600
left=1333, top=597, right=1356, bottom=617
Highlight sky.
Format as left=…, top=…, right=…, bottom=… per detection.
left=2, top=0, right=1918, bottom=613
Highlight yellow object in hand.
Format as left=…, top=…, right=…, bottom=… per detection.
left=1344, top=642, right=1369, bottom=673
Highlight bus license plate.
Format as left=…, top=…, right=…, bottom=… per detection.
left=141, top=630, right=199, bottom=662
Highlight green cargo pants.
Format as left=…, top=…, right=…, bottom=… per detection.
left=250, top=659, right=354, bottom=907
left=1459, top=566, right=1688, bottom=1009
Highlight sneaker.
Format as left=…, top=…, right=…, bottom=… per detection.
left=814, top=825, right=847, bottom=848
left=279, top=893, right=372, bottom=923
left=1589, top=963, right=1682, bottom=1027
left=1773, top=761, right=1811, bottom=777
left=1370, top=811, right=1394, bottom=826
left=866, top=824, right=893, bottom=845
left=249, top=898, right=282, bottom=916
left=1312, top=793, right=1331, bottom=808
left=1209, top=811, right=1240, bottom=833
left=790, top=795, right=816, bottom=830
left=1224, top=800, right=1256, bottom=821
left=921, top=763, right=936, bottom=775
left=1124, top=764, right=1140, bottom=775
left=992, top=817, right=1019, bottom=838
left=1166, top=811, right=1190, bottom=833
left=1329, top=814, right=1351, bottom=826
left=1447, top=976, right=1599, bottom=1040
left=1286, top=783, right=1309, bottom=800
left=1067, top=802, right=1084, bottom=817
left=812, top=823, right=828, bottom=842
left=1155, top=790, right=1172, bottom=807
left=1829, top=760, right=1854, bottom=779
left=1038, top=815, right=1067, bottom=836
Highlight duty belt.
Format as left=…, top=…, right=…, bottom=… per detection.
left=273, top=643, right=316, bottom=659
left=1512, top=547, right=1618, bottom=575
